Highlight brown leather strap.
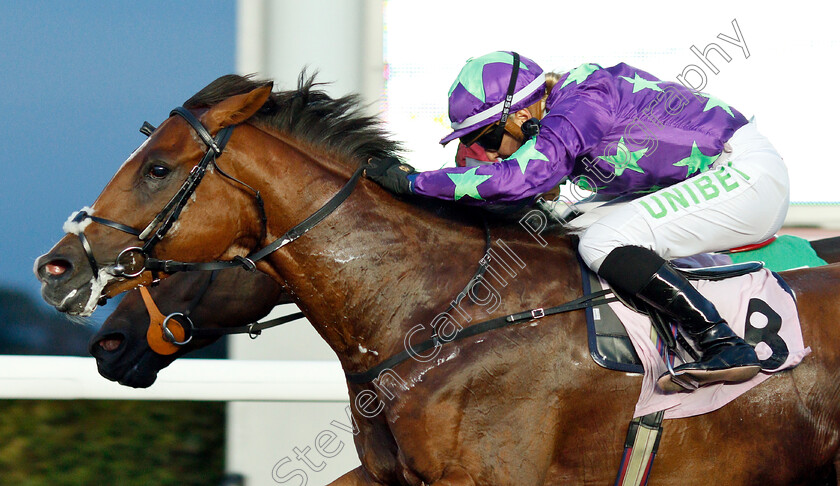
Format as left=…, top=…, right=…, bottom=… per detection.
left=140, top=286, right=185, bottom=355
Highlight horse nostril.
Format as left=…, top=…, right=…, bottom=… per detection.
left=41, top=259, right=72, bottom=279
left=98, top=336, right=124, bottom=353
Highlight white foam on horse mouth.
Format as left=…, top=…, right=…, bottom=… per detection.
left=79, top=268, right=116, bottom=317
left=58, top=288, right=78, bottom=309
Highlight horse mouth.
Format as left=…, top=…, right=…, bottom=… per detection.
left=36, top=243, right=117, bottom=316
left=90, top=334, right=162, bottom=389
left=118, top=359, right=160, bottom=388
left=39, top=267, right=118, bottom=317
left=41, top=281, right=94, bottom=316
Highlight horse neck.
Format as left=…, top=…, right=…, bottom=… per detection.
left=227, top=124, right=582, bottom=375
left=229, top=125, right=495, bottom=373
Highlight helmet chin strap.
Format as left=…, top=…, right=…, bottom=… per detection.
left=502, top=117, right=525, bottom=143
left=502, top=107, right=542, bottom=143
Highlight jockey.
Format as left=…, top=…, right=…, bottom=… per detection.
left=367, top=51, right=790, bottom=392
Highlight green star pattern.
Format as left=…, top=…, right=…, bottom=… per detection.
left=448, top=52, right=528, bottom=102
left=447, top=167, right=493, bottom=201
left=635, top=185, right=664, bottom=194
left=597, top=137, right=647, bottom=176
left=673, top=141, right=717, bottom=176
left=510, top=138, right=549, bottom=174
left=619, top=72, right=663, bottom=93
left=560, top=63, right=600, bottom=89
left=575, top=176, right=603, bottom=192
left=698, top=93, right=735, bottom=117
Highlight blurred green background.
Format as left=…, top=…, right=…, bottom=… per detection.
left=0, top=401, right=225, bottom=485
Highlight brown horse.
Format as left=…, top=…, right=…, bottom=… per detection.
left=36, top=74, right=840, bottom=485
left=92, top=236, right=840, bottom=389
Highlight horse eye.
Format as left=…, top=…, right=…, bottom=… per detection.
left=148, top=165, right=171, bottom=179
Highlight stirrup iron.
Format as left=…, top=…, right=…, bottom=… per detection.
left=663, top=350, right=699, bottom=392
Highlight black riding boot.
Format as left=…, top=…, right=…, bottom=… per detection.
left=598, top=246, right=760, bottom=392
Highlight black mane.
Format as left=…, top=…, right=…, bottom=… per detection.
left=183, top=73, right=559, bottom=231
left=184, top=72, right=402, bottom=163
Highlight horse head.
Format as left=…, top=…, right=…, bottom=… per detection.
left=35, top=79, right=275, bottom=316
left=90, top=267, right=287, bottom=388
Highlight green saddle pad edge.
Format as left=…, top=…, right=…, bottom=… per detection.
left=727, top=234, right=827, bottom=272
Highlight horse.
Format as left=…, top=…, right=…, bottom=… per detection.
left=92, top=235, right=840, bottom=388
left=90, top=267, right=286, bottom=387
left=36, top=74, right=840, bottom=485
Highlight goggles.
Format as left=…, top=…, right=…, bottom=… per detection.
left=459, top=122, right=505, bottom=151
left=457, top=52, right=521, bottom=152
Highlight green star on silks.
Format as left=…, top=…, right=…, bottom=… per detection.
left=510, top=138, right=549, bottom=174
left=560, top=63, right=600, bottom=89
left=674, top=141, right=717, bottom=176
left=575, top=176, right=603, bottom=192
left=447, top=167, right=493, bottom=201
left=698, top=92, right=735, bottom=117
left=449, top=52, right=529, bottom=101
left=597, top=137, right=647, bottom=176
left=635, top=185, right=664, bottom=194
left=619, top=72, right=663, bottom=93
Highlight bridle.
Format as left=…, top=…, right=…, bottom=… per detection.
left=137, top=270, right=305, bottom=355
left=66, top=105, right=365, bottom=287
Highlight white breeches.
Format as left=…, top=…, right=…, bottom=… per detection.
left=577, top=120, right=790, bottom=272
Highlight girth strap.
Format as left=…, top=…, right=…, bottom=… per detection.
left=345, top=289, right=616, bottom=384
left=615, top=411, right=664, bottom=486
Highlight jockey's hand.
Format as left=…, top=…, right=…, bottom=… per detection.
left=365, top=157, right=416, bottom=195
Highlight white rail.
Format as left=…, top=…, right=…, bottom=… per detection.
left=0, top=356, right=349, bottom=401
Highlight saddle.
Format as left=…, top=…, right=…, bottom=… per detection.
left=581, top=258, right=766, bottom=374
left=583, top=252, right=810, bottom=486
left=580, top=229, right=826, bottom=374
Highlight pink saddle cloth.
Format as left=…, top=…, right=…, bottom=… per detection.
left=604, top=268, right=810, bottom=419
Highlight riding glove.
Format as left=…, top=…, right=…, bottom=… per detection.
left=365, top=157, right=416, bottom=195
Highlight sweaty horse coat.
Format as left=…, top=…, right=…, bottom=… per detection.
left=37, top=75, right=840, bottom=485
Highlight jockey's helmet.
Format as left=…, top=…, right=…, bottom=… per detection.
left=440, top=51, right=545, bottom=146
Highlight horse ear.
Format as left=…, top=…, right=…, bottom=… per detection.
left=204, top=82, right=274, bottom=130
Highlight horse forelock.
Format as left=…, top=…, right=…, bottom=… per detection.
left=184, top=72, right=402, bottom=166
